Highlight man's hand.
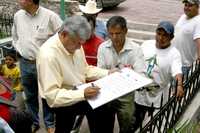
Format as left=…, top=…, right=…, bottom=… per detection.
left=108, top=68, right=120, bottom=75
left=174, top=74, right=184, bottom=101
left=176, top=85, right=184, bottom=101
left=84, top=85, right=100, bottom=99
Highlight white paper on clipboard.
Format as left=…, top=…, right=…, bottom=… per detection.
left=77, top=68, right=152, bottom=109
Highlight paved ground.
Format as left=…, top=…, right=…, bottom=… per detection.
left=36, top=0, right=185, bottom=133
left=99, top=0, right=183, bottom=25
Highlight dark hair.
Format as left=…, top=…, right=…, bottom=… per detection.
left=32, top=0, right=40, bottom=5
left=85, top=15, right=96, bottom=28
left=106, top=16, right=127, bottom=29
left=4, top=51, right=17, bottom=61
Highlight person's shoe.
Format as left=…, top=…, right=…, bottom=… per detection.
left=47, top=127, right=55, bottom=133
left=32, top=125, right=40, bottom=133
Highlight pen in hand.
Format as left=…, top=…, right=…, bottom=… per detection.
left=91, top=83, right=100, bottom=91
left=84, top=83, right=100, bottom=99
left=91, top=83, right=95, bottom=87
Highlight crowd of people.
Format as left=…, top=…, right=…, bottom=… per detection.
left=0, top=0, right=199, bottom=132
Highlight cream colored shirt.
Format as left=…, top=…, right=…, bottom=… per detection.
left=37, top=33, right=108, bottom=108
left=12, top=6, right=62, bottom=60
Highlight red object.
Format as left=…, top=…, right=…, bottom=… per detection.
left=0, top=90, right=12, bottom=122
left=0, top=75, right=12, bottom=122
left=82, top=35, right=104, bottom=66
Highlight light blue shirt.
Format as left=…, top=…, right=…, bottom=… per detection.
left=0, top=117, right=14, bottom=133
left=97, top=38, right=145, bottom=74
left=95, top=20, right=108, bottom=40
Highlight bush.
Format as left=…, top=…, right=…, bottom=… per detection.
left=167, top=120, right=200, bottom=133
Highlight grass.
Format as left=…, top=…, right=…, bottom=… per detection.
left=0, top=30, right=9, bottom=39
left=167, top=120, right=200, bottom=133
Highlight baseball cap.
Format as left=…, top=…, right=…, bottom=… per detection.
left=182, top=0, right=200, bottom=4
left=157, top=21, right=174, bottom=35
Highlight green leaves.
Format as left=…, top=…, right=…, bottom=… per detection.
left=167, top=120, right=200, bottom=133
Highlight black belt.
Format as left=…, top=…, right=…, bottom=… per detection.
left=17, top=51, right=36, bottom=64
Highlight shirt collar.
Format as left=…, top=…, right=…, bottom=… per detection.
left=25, top=6, right=41, bottom=17
left=56, top=33, right=71, bottom=56
left=105, top=38, right=133, bottom=52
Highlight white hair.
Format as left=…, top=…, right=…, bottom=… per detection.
left=59, top=15, right=91, bottom=41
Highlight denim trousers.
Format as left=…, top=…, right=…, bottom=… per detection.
left=182, top=66, right=190, bottom=80
left=19, top=58, right=55, bottom=128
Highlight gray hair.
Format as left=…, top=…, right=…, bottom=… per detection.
left=59, top=15, right=91, bottom=41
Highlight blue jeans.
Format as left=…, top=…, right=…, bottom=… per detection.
left=19, top=58, right=55, bottom=128
left=182, top=66, right=190, bottom=81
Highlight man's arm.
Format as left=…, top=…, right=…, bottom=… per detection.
left=171, top=49, right=184, bottom=100
left=175, top=73, right=184, bottom=100
left=37, top=53, right=85, bottom=108
left=50, top=12, right=63, bottom=32
left=195, top=38, right=200, bottom=60
left=194, top=20, right=200, bottom=60
left=12, top=15, right=18, bottom=50
left=97, top=44, right=107, bottom=68
left=81, top=46, right=108, bottom=81
left=131, top=45, right=146, bottom=74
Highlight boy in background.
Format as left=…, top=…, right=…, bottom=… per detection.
left=0, top=52, right=25, bottom=110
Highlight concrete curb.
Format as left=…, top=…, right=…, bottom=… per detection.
left=179, top=90, right=200, bottom=125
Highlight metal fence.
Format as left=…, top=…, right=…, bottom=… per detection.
left=140, top=60, right=200, bottom=133
left=0, top=14, right=13, bottom=39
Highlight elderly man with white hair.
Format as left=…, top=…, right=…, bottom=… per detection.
left=37, top=15, right=115, bottom=133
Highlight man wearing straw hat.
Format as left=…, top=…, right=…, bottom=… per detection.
left=79, top=0, right=108, bottom=39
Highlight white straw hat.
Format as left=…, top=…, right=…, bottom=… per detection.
left=79, top=0, right=102, bottom=14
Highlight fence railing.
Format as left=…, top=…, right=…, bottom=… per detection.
left=0, top=14, right=13, bottom=39
left=140, top=60, right=200, bottom=133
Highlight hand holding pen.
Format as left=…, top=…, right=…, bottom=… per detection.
left=84, top=83, right=100, bottom=99
left=108, top=64, right=122, bottom=75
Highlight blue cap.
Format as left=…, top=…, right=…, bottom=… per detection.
left=157, top=21, right=174, bottom=35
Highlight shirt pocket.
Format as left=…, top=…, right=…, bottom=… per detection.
left=182, top=26, right=193, bottom=35
left=34, top=27, right=50, bottom=44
